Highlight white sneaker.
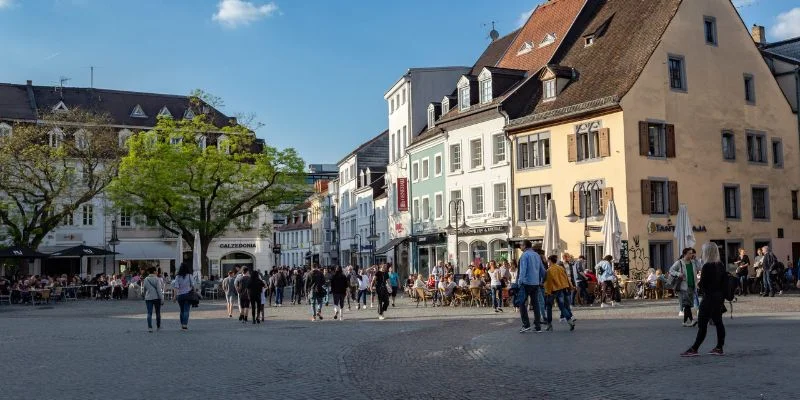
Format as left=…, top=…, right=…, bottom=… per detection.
left=601, top=303, right=607, bottom=308
left=611, top=301, right=616, bottom=307
left=378, top=315, right=385, bottom=320
left=678, top=311, right=684, bottom=317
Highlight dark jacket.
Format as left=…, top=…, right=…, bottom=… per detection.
left=309, top=270, right=326, bottom=297
left=330, top=272, right=348, bottom=295
left=698, top=261, right=728, bottom=297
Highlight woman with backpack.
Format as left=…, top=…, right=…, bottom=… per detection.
left=681, top=242, right=727, bottom=357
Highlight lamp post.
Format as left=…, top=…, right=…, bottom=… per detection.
left=352, top=233, right=362, bottom=269
left=564, top=180, right=604, bottom=261
left=108, top=217, right=120, bottom=275
left=367, top=212, right=379, bottom=266
left=445, top=199, right=469, bottom=274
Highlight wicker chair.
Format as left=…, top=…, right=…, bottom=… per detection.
left=415, top=288, right=429, bottom=308
left=469, top=287, right=483, bottom=307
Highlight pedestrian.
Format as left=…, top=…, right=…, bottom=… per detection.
left=140, top=267, right=164, bottom=333
left=371, top=264, right=390, bottom=320
left=236, top=267, right=251, bottom=323
left=292, top=269, right=304, bottom=305
left=221, top=270, right=237, bottom=318
left=595, top=255, right=616, bottom=307
left=387, top=265, right=399, bottom=307
left=323, top=267, right=333, bottom=306
left=488, top=261, right=503, bottom=313
left=357, top=269, right=369, bottom=310
left=275, top=269, right=286, bottom=306
left=669, top=248, right=698, bottom=327
left=248, top=270, right=264, bottom=324
left=309, top=266, right=326, bottom=321
left=431, top=261, right=444, bottom=307
left=761, top=246, right=778, bottom=297
left=543, top=255, right=576, bottom=331
left=368, top=267, right=376, bottom=308
left=330, top=266, right=348, bottom=321
left=517, top=240, right=546, bottom=333
left=347, top=266, right=359, bottom=310
left=173, top=262, right=195, bottom=331
left=734, top=248, right=750, bottom=296
left=681, top=242, right=727, bottom=357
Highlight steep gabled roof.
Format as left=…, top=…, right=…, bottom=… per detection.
left=469, top=29, right=521, bottom=76
left=763, top=36, right=800, bottom=61
left=336, top=130, right=390, bottom=166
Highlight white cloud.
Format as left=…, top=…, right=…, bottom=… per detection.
left=517, top=9, right=534, bottom=27
left=733, top=0, right=757, bottom=7
left=771, top=7, right=800, bottom=41
left=212, top=0, right=278, bottom=28
left=0, top=0, right=14, bottom=9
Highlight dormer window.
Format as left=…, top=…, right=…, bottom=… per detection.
left=479, top=78, right=492, bottom=104
left=442, top=97, right=450, bottom=114
left=584, top=35, right=595, bottom=47
left=459, top=86, right=470, bottom=111
left=158, top=106, right=173, bottom=118
left=198, top=135, right=207, bottom=150
left=539, top=33, right=556, bottom=48
left=48, top=128, right=65, bottom=148
left=427, top=104, right=436, bottom=128
left=184, top=108, right=196, bottom=120
left=0, top=123, right=12, bottom=138
left=52, top=101, right=68, bottom=113
left=517, top=41, right=533, bottom=56
left=543, top=79, right=557, bottom=100
left=130, top=104, right=147, bottom=118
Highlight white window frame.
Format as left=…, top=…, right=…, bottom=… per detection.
left=459, top=86, right=470, bottom=111
left=543, top=79, right=557, bottom=100
left=422, top=196, right=430, bottom=221
left=119, top=208, right=134, bottom=228
left=184, top=108, right=196, bottom=120
left=449, top=143, right=461, bottom=173
left=158, top=106, right=173, bottom=118
left=494, top=183, right=507, bottom=214
left=130, top=104, right=147, bottom=118
left=471, top=186, right=484, bottom=215
left=576, top=122, right=602, bottom=161
left=470, top=138, right=482, bottom=169
left=198, top=135, right=207, bottom=150
left=81, top=204, right=94, bottom=226
left=428, top=105, right=436, bottom=128
left=442, top=98, right=449, bottom=114
left=49, top=128, right=64, bottom=148
left=492, top=134, right=505, bottom=164
left=434, top=153, right=443, bottom=177
left=52, top=101, right=68, bottom=113
left=74, top=129, right=89, bottom=150
left=421, top=158, right=430, bottom=180
left=434, top=192, right=444, bottom=220
left=411, top=161, right=420, bottom=182
left=479, top=77, right=492, bottom=104
left=413, top=198, right=420, bottom=222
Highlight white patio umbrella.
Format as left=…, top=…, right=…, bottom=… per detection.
left=674, top=203, right=696, bottom=253
left=601, top=200, right=622, bottom=261
left=176, top=234, right=184, bottom=267
left=542, top=199, right=561, bottom=257
left=192, top=230, right=202, bottom=287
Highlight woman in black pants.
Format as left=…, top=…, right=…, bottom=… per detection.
left=371, top=265, right=390, bottom=320
left=330, top=266, right=348, bottom=321
left=248, top=271, right=265, bottom=324
left=681, top=242, right=727, bottom=357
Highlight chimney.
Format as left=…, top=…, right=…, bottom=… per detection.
left=751, top=24, right=766, bottom=46
left=26, top=80, right=32, bottom=86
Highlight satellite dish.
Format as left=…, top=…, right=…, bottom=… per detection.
left=489, top=29, right=500, bottom=41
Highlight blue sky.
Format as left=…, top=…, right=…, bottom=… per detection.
left=1, top=0, right=799, bottom=165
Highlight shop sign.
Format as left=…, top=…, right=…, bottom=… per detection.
left=414, top=233, right=447, bottom=245
left=220, top=243, right=257, bottom=249
left=459, top=225, right=508, bottom=237
left=647, top=222, right=707, bottom=234
left=397, top=178, right=408, bottom=212
left=272, top=244, right=281, bottom=254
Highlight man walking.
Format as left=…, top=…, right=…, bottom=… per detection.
left=221, top=270, right=237, bottom=318
left=309, top=266, right=326, bottom=321
left=543, top=255, right=576, bottom=331
left=274, top=269, right=286, bottom=306
left=761, top=246, right=778, bottom=297
left=517, top=240, right=546, bottom=333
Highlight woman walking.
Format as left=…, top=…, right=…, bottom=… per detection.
left=248, top=270, right=265, bottom=324
left=141, top=267, right=164, bottom=333
left=371, top=264, right=390, bottom=320
left=357, top=270, right=369, bottom=310
left=387, top=265, right=399, bottom=307
left=488, top=261, right=504, bottom=313
left=670, top=248, right=698, bottom=327
left=330, top=266, right=348, bottom=321
left=173, top=262, right=195, bottom=331
left=681, top=243, right=727, bottom=357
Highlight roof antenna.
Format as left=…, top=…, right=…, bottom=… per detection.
left=484, top=21, right=499, bottom=41
left=56, top=76, right=71, bottom=98
left=90, top=66, right=94, bottom=89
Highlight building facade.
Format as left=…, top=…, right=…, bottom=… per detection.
left=408, top=135, right=448, bottom=276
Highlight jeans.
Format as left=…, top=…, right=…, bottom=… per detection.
left=293, top=286, right=303, bottom=303
left=176, top=293, right=191, bottom=326
left=491, top=285, right=503, bottom=309
left=692, top=294, right=725, bottom=350
left=762, top=271, right=773, bottom=294
left=250, top=294, right=260, bottom=321
left=310, top=295, right=323, bottom=316
left=432, top=281, right=441, bottom=305
left=553, top=289, right=573, bottom=321
left=358, top=289, right=368, bottom=306
left=578, top=281, right=591, bottom=304
left=275, top=287, right=284, bottom=305
left=738, top=275, right=748, bottom=294
left=537, top=289, right=546, bottom=318
left=519, top=284, right=543, bottom=330
left=323, top=285, right=330, bottom=304
left=145, top=299, right=162, bottom=329
left=544, top=294, right=554, bottom=324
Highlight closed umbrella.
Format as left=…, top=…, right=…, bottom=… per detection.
left=674, top=203, right=696, bottom=254
left=542, top=199, right=560, bottom=257
left=601, top=200, right=622, bottom=261
left=192, top=230, right=202, bottom=287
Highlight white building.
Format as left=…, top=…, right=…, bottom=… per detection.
left=276, top=202, right=312, bottom=267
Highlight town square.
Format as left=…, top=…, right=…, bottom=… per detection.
left=2, top=0, right=800, bottom=399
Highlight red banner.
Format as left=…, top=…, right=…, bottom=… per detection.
left=397, top=178, right=408, bottom=212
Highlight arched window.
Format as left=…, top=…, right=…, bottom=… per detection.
left=470, top=240, right=488, bottom=265
left=197, top=135, right=207, bottom=150
left=490, top=239, right=509, bottom=262
left=458, top=241, right=469, bottom=271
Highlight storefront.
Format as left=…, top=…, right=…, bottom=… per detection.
left=208, top=239, right=274, bottom=277
left=452, top=225, right=510, bottom=270
left=412, top=232, right=447, bottom=277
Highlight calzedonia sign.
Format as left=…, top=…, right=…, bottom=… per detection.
left=219, top=243, right=257, bottom=249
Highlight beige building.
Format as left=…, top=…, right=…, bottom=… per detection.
left=506, top=0, right=800, bottom=276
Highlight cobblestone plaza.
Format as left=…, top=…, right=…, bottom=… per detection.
left=2, top=295, right=799, bottom=399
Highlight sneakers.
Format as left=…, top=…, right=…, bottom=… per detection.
left=601, top=303, right=608, bottom=308
left=680, top=348, right=698, bottom=357
left=497, top=308, right=503, bottom=313
left=682, top=321, right=692, bottom=327
left=611, top=301, right=617, bottom=307
left=708, top=347, right=724, bottom=356
left=333, top=312, right=339, bottom=320
left=545, top=324, right=553, bottom=332
left=378, top=315, right=385, bottom=320
left=317, top=313, right=324, bottom=321
left=311, top=316, right=317, bottom=322
left=519, top=326, right=532, bottom=333
left=690, top=320, right=698, bottom=327
left=568, top=318, right=576, bottom=331
left=148, top=328, right=153, bottom=333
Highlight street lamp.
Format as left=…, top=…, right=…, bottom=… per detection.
left=445, top=199, right=469, bottom=274
left=367, top=212, right=379, bottom=266
left=564, top=180, right=604, bottom=261
left=108, top=217, right=120, bottom=275
left=352, top=233, right=362, bottom=268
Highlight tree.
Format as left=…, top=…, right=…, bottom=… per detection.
left=0, top=110, right=121, bottom=249
left=108, top=96, right=305, bottom=275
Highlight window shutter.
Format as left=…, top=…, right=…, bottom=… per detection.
left=598, top=128, right=611, bottom=157
left=567, top=134, right=577, bottom=162
left=571, top=191, right=581, bottom=217
left=600, top=187, right=614, bottom=212
left=668, top=181, right=679, bottom=215
left=665, top=124, right=676, bottom=158
left=639, top=121, right=649, bottom=156
left=641, top=180, right=652, bottom=214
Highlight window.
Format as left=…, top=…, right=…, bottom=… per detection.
left=421, top=158, right=429, bottom=180
left=471, top=187, right=484, bottom=214
left=170, top=137, right=183, bottom=145
left=517, top=41, right=533, bottom=55
left=459, top=86, right=470, bottom=111
left=793, top=190, right=799, bottom=220
left=120, top=208, right=133, bottom=227
left=668, top=56, right=686, bottom=91
left=402, top=88, right=406, bottom=105
left=434, top=154, right=442, bottom=176
left=584, top=35, right=595, bottom=47
left=647, top=123, right=666, bottom=158
left=390, top=133, right=396, bottom=163
left=52, top=101, right=68, bottom=113
left=449, top=144, right=461, bottom=172
left=517, top=133, right=551, bottom=169
left=81, top=204, right=94, bottom=226
left=578, top=182, right=604, bottom=218
left=649, top=242, right=673, bottom=272
left=650, top=180, right=667, bottom=214
left=479, top=78, right=492, bottom=104
left=442, top=98, right=449, bottom=114
left=492, top=134, right=505, bottom=164
left=158, top=106, right=172, bottom=118
left=396, top=94, right=400, bottom=109
left=470, top=139, right=482, bottom=169
left=422, top=197, right=430, bottom=221
left=450, top=190, right=462, bottom=209
left=752, top=187, right=769, bottom=220
left=494, top=183, right=507, bottom=214
left=49, top=129, right=64, bottom=148
left=724, top=185, right=740, bottom=219
left=584, top=244, right=605, bottom=271
left=198, top=135, right=207, bottom=150
left=704, top=16, right=717, bottom=45
left=722, top=131, right=735, bottom=160
left=402, top=126, right=407, bottom=152
left=130, top=104, right=147, bottom=118
left=744, top=74, right=755, bottom=104
left=435, top=193, right=443, bottom=219
left=62, top=209, right=73, bottom=226
left=74, top=130, right=89, bottom=150
left=428, top=106, right=436, bottom=128
left=183, top=108, right=195, bottom=120
left=746, top=132, right=767, bottom=163
left=518, top=186, right=552, bottom=222
left=543, top=79, right=556, bottom=100
left=413, top=198, right=420, bottom=221
left=539, top=33, right=556, bottom=47
left=390, top=98, right=395, bottom=113
left=577, top=125, right=601, bottom=161
left=392, top=182, right=398, bottom=213
left=411, top=161, right=419, bottom=182
left=772, top=139, right=783, bottom=167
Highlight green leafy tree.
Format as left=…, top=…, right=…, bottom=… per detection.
left=108, top=96, right=305, bottom=275
left=0, top=110, right=121, bottom=249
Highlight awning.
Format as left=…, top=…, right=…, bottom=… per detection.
left=374, top=237, right=408, bottom=255
left=115, top=241, right=179, bottom=261
left=49, top=245, right=117, bottom=258
left=0, top=246, right=49, bottom=259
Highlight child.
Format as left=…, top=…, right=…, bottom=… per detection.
left=646, top=268, right=657, bottom=288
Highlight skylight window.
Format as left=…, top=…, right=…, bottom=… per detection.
left=539, top=33, right=556, bottom=48
left=52, top=101, right=68, bottom=113
left=130, top=104, right=147, bottom=118
left=517, top=41, right=533, bottom=55
left=584, top=35, right=595, bottom=47
left=184, top=108, right=196, bottom=120
left=158, top=106, right=173, bottom=118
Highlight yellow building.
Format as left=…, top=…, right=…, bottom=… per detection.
left=506, top=0, right=800, bottom=276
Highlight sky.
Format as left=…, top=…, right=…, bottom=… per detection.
left=1, top=0, right=799, bottom=165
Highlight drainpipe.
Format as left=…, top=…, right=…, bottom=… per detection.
left=406, top=148, right=415, bottom=273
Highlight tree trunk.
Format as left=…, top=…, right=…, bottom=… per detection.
left=200, top=236, right=210, bottom=277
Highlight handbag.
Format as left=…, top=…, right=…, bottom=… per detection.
left=511, top=283, right=525, bottom=307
